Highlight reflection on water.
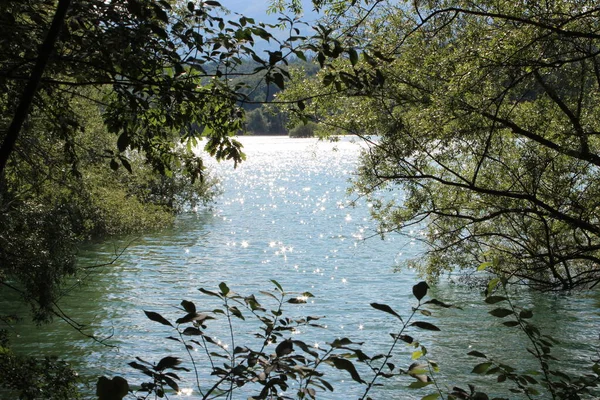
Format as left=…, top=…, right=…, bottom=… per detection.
left=3, top=136, right=599, bottom=399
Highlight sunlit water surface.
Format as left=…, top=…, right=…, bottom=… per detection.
left=4, top=136, right=599, bottom=399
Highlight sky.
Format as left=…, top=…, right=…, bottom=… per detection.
left=217, top=0, right=320, bottom=24
left=213, top=0, right=321, bottom=52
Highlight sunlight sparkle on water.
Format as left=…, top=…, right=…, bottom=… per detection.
left=177, top=388, right=193, bottom=396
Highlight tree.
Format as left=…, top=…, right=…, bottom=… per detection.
left=0, top=0, right=307, bottom=320
left=282, top=0, right=600, bottom=290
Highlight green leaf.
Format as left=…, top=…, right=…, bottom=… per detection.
left=472, top=362, right=493, bottom=374
left=408, top=381, right=433, bottom=389
left=144, top=311, right=173, bottom=327
left=422, top=394, right=440, bottom=400
left=477, top=261, right=492, bottom=271
left=270, top=279, right=284, bottom=293
left=219, top=282, right=230, bottom=296
left=487, top=278, right=501, bottom=293
left=370, top=303, right=403, bottom=321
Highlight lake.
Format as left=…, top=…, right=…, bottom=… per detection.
left=5, top=136, right=599, bottom=399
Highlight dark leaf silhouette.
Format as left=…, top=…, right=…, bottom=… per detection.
left=489, top=308, right=513, bottom=318
left=156, top=356, right=181, bottom=371
left=412, top=281, right=429, bottom=301
left=181, top=300, right=196, bottom=314
left=411, top=321, right=441, bottom=331
left=144, top=311, right=173, bottom=327
left=370, top=302, right=403, bottom=321
left=327, top=356, right=365, bottom=383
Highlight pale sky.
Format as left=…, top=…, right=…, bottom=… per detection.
left=218, top=0, right=319, bottom=25
left=217, top=0, right=320, bottom=51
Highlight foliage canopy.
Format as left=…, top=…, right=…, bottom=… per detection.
left=283, top=0, right=600, bottom=291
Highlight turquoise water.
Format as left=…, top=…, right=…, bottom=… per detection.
left=4, top=136, right=599, bottom=399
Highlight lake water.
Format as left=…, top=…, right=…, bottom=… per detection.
left=5, top=136, right=600, bottom=399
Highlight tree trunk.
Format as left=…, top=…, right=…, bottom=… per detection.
left=0, top=0, right=71, bottom=176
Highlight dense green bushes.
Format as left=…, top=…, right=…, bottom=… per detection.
left=0, top=90, right=219, bottom=322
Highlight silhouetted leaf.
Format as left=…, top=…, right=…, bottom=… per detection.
left=120, top=158, right=132, bottom=173
left=228, top=306, right=244, bottom=320
left=330, top=337, right=363, bottom=348
left=520, top=310, right=533, bottom=319
left=181, top=300, right=196, bottom=314
left=411, top=321, right=440, bottom=331
left=348, top=48, right=358, bottom=66
left=467, top=351, right=487, bottom=358
left=424, top=299, right=454, bottom=308
left=199, top=288, right=221, bottom=297
left=276, top=339, right=293, bottom=357
left=489, top=308, right=513, bottom=318
left=412, top=282, right=429, bottom=301
left=144, top=311, right=173, bottom=327
left=391, top=334, right=413, bottom=344
left=128, top=362, right=150, bottom=373
left=484, top=296, right=508, bottom=304
left=370, top=303, right=403, bottom=321
left=176, top=312, right=213, bottom=324
left=292, top=340, right=318, bottom=357
left=327, top=356, right=364, bottom=383
left=97, top=376, right=129, bottom=400
left=156, top=356, right=181, bottom=371
left=182, top=327, right=202, bottom=336
left=162, top=375, right=179, bottom=392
